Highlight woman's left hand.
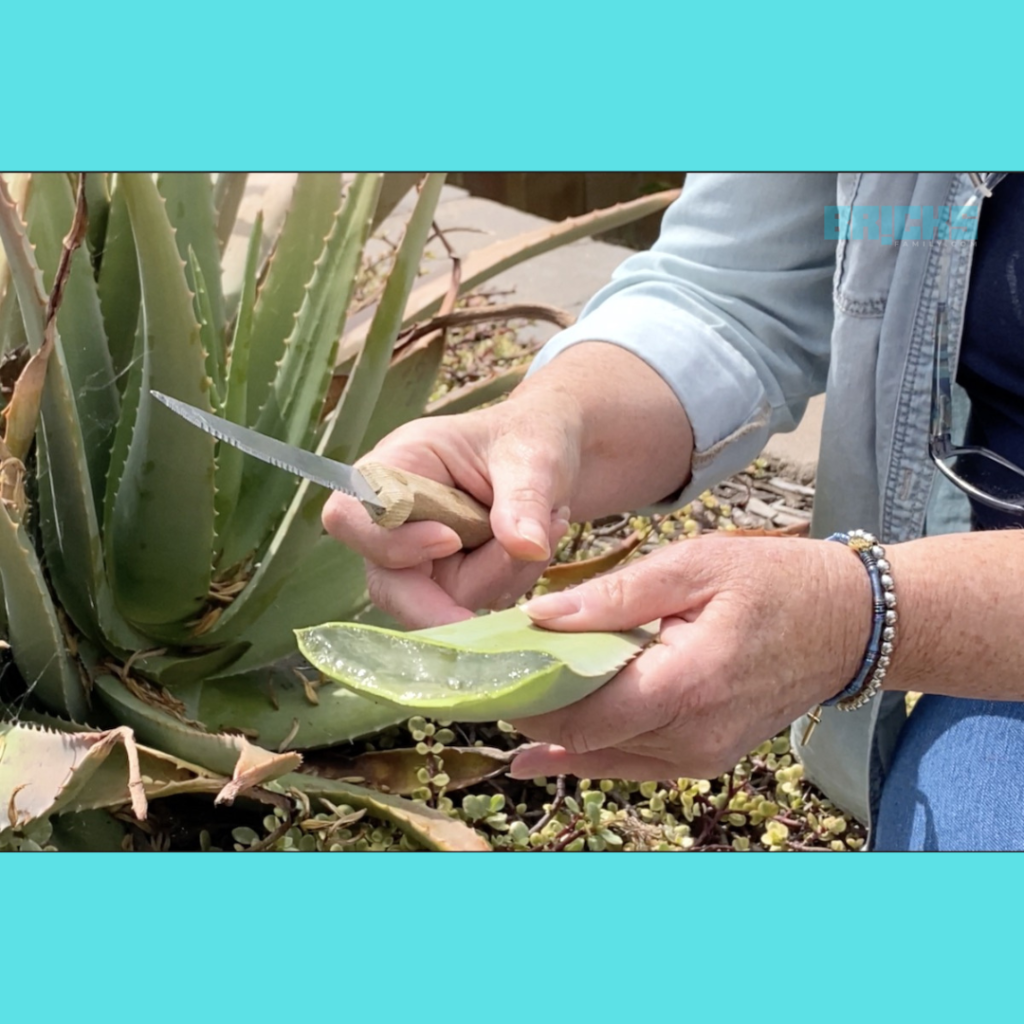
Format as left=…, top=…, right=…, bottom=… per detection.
left=508, top=534, right=871, bottom=782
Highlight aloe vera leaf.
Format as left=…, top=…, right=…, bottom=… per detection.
left=0, top=278, right=27, bottom=360
left=0, top=509, right=86, bottom=719
left=0, top=722, right=148, bottom=836
left=132, top=641, right=251, bottom=689
left=0, top=176, right=124, bottom=646
left=301, top=745, right=514, bottom=796
left=89, top=675, right=304, bottom=810
left=296, top=607, right=653, bottom=723
left=245, top=173, right=344, bottom=420
left=96, top=178, right=140, bottom=386
left=280, top=772, right=491, bottom=851
left=23, top=172, right=120, bottom=503
left=195, top=657, right=406, bottom=751
left=0, top=175, right=46, bottom=352
left=214, top=213, right=262, bottom=545
left=107, top=173, right=216, bottom=631
left=195, top=478, right=325, bottom=646
left=0, top=174, right=29, bottom=309
left=425, top=366, right=526, bottom=418
left=213, top=172, right=248, bottom=252
left=156, top=173, right=225, bottom=341
left=371, top=172, right=424, bottom=230
left=48, top=810, right=129, bottom=852
left=0, top=720, right=229, bottom=841
left=219, top=174, right=381, bottom=568
left=187, top=247, right=224, bottom=406
left=92, top=672, right=293, bottom=781
left=336, top=188, right=682, bottom=364
left=326, top=173, right=446, bottom=467
left=83, top=172, right=110, bottom=267
left=356, top=332, right=446, bottom=454
left=219, top=535, right=366, bottom=674
left=102, top=320, right=143, bottom=551
left=42, top=674, right=486, bottom=850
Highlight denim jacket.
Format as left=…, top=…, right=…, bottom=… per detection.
left=530, top=172, right=1000, bottom=830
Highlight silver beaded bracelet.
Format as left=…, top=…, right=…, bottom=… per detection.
left=802, top=530, right=897, bottom=743
left=832, top=530, right=897, bottom=711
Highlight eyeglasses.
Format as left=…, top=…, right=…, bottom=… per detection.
left=929, top=301, right=1024, bottom=514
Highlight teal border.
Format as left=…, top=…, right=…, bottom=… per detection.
left=8, top=2, right=1024, bottom=169
left=6, top=853, right=1020, bottom=1015
left=6, top=3, right=1021, bottom=1014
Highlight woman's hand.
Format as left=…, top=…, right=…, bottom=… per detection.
left=322, top=396, right=582, bottom=629
left=322, top=343, right=695, bottom=629
left=508, top=534, right=871, bottom=782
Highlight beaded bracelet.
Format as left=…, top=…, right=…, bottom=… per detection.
left=801, top=530, right=897, bottom=744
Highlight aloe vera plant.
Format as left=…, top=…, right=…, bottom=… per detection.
left=0, top=171, right=679, bottom=851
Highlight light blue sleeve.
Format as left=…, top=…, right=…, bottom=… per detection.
left=528, top=172, right=837, bottom=507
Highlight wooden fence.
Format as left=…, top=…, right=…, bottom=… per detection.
left=449, top=173, right=684, bottom=250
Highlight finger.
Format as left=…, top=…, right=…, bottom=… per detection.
left=522, top=543, right=713, bottom=631
left=487, top=431, right=572, bottom=563
left=509, top=639, right=692, bottom=754
left=431, top=513, right=570, bottom=611
left=509, top=743, right=677, bottom=783
left=322, top=491, right=463, bottom=569
left=364, top=563, right=475, bottom=629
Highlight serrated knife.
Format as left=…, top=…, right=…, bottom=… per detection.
left=151, top=391, right=493, bottom=550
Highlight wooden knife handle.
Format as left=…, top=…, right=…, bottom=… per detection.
left=358, top=461, right=494, bottom=550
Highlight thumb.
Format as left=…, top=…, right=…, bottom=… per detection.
left=522, top=547, right=710, bottom=631
left=486, top=435, right=572, bottom=562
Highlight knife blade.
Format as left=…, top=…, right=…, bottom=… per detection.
left=150, top=391, right=494, bottom=550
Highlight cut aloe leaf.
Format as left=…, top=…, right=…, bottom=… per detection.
left=295, top=608, right=654, bottom=722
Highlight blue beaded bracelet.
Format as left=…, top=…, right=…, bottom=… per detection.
left=801, top=531, right=897, bottom=744
left=822, top=530, right=897, bottom=712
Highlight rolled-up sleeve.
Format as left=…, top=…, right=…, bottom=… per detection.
left=528, top=173, right=838, bottom=507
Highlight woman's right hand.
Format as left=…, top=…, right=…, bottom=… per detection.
left=321, top=388, right=584, bottom=628
left=322, top=342, right=696, bottom=629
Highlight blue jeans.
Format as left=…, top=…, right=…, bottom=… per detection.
left=874, top=695, right=1024, bottom=851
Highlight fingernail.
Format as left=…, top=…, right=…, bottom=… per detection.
left=425, top=537, right=461, bottom=559
left=553, top=505, right=571, bottom=522
left=524, top=591, right=580, bottom=620
left=516, top=518, right=550, bottom=556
